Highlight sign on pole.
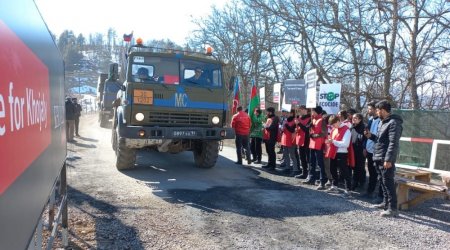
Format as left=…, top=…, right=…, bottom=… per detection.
left=318, top=83, right=341, bottom=115
left=283, top=79, right=306, bottom=106
left=281, top=94, right=292, bottom=111
left=305, top=69, right=318, bottom=108
left=273, top=82, right=281, bottom=110
left=259, top=87, right=266, bottom=110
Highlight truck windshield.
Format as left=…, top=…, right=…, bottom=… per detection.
left=105, top=82, right=121, bottom=93
left=181, top=60, right=222, bottom=88
left=129, top=56, right=222, bottom=88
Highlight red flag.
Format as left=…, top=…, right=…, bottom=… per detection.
left=123, top=31, right=133, bottom=42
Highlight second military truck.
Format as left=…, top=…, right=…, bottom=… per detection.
left=97, top=64, right=122, bottom=127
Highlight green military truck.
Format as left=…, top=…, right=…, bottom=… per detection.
left=97, top=64, right=122, bottom=127
left=111, top=43, right=235, bottom=170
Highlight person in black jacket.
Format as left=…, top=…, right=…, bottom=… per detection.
left=65, top=98, right=76, bottom=142
left=365, top=100, right=403, bottom=217
left=351, top=113, right=366, bottom=190
left=262, top=107, right=279, bottom=170
left=72, top=98, right=82, bottom=137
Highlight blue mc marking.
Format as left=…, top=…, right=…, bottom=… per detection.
left=153, top=86, right=226, bottom=110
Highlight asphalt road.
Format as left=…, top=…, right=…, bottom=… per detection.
left=62, top=113, right=450, bottom=249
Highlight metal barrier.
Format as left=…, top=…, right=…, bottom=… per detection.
left=397, top=137, right=450, bottom=174
left=27, top=164, right=68, bottom=250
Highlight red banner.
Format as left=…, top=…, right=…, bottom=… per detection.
left=0, top=21, right=51, bottom=195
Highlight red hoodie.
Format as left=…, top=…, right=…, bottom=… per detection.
left=231, top=111, right=251, bottom=135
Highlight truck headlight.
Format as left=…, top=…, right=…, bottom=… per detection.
left=135, top=112, right=145, bottom=121
left=212, top=116, right=220, bottom=124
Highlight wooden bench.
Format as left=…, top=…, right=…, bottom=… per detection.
left=396, top=168, right=432, bottom=182
left=396, top=177, right=449, bottom=210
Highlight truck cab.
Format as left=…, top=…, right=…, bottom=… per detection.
left=112, top=44, right=234, bottom=170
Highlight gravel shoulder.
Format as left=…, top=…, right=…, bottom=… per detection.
left=58, top=114, right=450, bottom=249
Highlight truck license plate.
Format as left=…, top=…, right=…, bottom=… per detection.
left=173, top=130, right=197, bottom=137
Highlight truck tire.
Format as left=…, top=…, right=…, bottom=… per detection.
left=193, top=140, right=219, bottom=168
left=115, top=135, right=136, bottom=170
left=100, top=114, right=109, bottom=128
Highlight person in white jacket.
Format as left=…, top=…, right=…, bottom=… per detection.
left=325, top=115, right=352, bottom=195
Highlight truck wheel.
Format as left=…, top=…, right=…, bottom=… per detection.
left=100, top=114, right=109, bottom=128
left=115, top=136, right=136, bottom=170
left=193, top=140, right=219, bottom=168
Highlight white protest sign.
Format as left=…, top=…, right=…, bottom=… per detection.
left=318, top=83, right=341, bottom=115
left=273, top=83, right=281, bottom=110
left=259, top=87, right=265, bottom=110
left=281, top=94, right=292, bottom=111
left=305, top=69, right=317, bottom=108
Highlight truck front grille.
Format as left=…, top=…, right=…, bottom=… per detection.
left=148, top=112, right=209, bottom=126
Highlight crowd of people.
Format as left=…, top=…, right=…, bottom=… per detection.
left=231, top=100, right=403, bottom=217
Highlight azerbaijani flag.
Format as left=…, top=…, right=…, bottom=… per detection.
left=232, top=77, right=240, bottom=114
left=248, top=79, right=260, bottom=114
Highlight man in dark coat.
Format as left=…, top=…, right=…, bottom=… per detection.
left=72, top=98, right=82, bottom=136
left=365, top=100, right=403, bottom=217
left=65, top=98, right=76, bottom=142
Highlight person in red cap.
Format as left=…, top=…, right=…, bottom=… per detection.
left=231, top=106, right=252, bottom=165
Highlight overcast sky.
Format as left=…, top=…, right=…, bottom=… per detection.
left=34, top=0, right=228, bottom=45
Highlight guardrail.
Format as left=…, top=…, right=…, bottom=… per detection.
left=397, top=137, right=450, bottom=174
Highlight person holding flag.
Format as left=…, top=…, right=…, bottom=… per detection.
left=231, top=106, right=252, bottom=165
left=231, top=77, right=240, bottom=114
left=248, top=79, right=264, bottom=164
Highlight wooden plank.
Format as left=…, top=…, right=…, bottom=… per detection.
left=395, top=177, right=447, bottom=193
left=395, top=177, right=450, bottom=210
left=397, top=183, right=409, bottom=210
left=407, top=192, right=442, bottom=208
left=396, top=169, right=432, bottom=182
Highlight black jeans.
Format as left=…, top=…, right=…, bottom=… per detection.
left=235, top=134, right=251, bottom=163
left=375, top=160, right=397, bottom=210
left=367, top=153, right=382, bottom=196
left=330, top=153, right=351, bottom=190
left=309, top=149, right=327, bottom=184
left=264, top=140, right=276, bottom=167
left=353, top=149, right=366, bottom=188
left=250, top=137, right=262, bottom=161
left=298, top=146, right=310, bottom=174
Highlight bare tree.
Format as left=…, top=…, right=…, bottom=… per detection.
left=188, top=0, right=449, bottom=110
left=396, top=0, right=450, bottom=109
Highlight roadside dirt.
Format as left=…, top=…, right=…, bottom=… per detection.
left=54, top=113, right=449, bottom=249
